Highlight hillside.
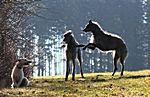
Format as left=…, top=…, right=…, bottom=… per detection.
left=0, top=70, right=150, bottom=97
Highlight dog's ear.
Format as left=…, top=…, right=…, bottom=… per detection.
left=64, top=31, right=72, bottom=37
left=16, top=59, right=21, bottom=62
left=15, top=59, right=21, bottom=65
left=67, top=32, right=72, bottom=35
left=89, top=20, right=92, bottom=24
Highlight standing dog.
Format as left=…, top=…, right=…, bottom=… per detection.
left=11, top=58, right=32, bottom=88
left=63, top=30, right=84, bottom=81
left=82, top=20, right=128, bottom=76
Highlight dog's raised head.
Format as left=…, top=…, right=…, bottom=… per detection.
left=15, top=58, right=32, bottom=69
left=83, top=20, right=94, bottom=32
left=63, top=30, right=73, bottom=44
left=83, top=20, right=103, bottom=32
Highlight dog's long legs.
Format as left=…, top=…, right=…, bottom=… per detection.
left=72, top=59, right=76, bottom=81
left=83, top=43, right=96, bottom=50
left=112, top=51, right=119, bottom=76
left=65, top=60, right=70, bottom=81
left=79, top=61, right=84, bottom=78
left=78, top=49, right=84, bottom=78
left=120, top=57, right=126, bottom=76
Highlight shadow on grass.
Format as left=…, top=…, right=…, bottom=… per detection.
left=91, top=74, right=150, bottom=82
left=31, top=78, right=83, bottom=95
left=123, top=75, right=150, bottom=79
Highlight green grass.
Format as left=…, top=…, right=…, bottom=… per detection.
left=0, top=70, right=150, bottom=97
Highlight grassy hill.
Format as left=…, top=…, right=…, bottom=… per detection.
left=0, top=70, right=150, bottom=97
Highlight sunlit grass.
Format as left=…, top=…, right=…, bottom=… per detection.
left=0, top=70, right=150, bottom=97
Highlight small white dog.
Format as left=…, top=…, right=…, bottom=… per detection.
left=11, top=58, right=32, bottom=88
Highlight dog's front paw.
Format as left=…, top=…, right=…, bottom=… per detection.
left=83, top=47, right=86, bottom=50
left=11, top=84, right=16, bottom=88
left=27, top=81, right=32, bottom=87
left=88, top=46, right=95, bottom=50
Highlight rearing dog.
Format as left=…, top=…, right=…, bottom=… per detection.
left=82, top=20, right=128, bottom=76
left=11, top=58, right=32, bottom=88
left=62, top=30, right=84, bottom=81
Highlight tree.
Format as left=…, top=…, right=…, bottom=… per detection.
left=0, top=0, right=41, bottom=88
left=136, top=0, right=149, bottom=69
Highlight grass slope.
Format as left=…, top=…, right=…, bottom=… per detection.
left=0, top=70, right=150, bottom=97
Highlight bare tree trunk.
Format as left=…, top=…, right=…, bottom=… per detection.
left=0, top=0, right=41, bottom=88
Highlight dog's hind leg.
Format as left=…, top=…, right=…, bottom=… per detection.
left=65, top=60, right=70, bottom=81
left=120, top=58, right=124, bottom=76
left=120, top=47, right=128, bottom=76
left=20, top=77, right=30, bottom=87
left=120, top=53, right=127, bottom=76
left=112, top=51, right=119, bottom=76
left=72, top=59, right=76, bottom=81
